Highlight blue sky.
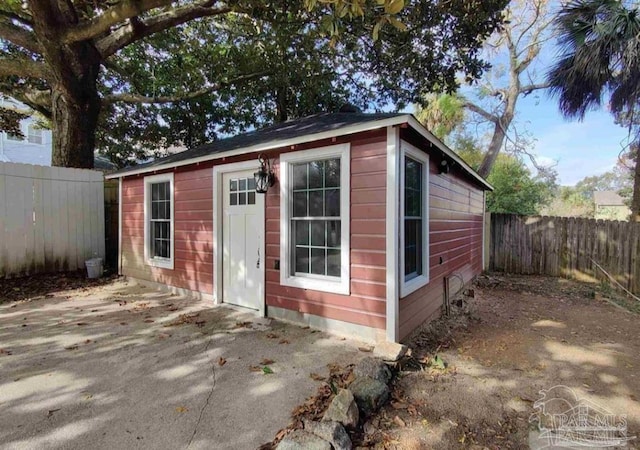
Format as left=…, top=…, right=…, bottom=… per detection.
left=513, top=93, right=632, bottom=185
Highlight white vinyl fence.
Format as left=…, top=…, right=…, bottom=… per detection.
left=0, top=162, right=105, bottom=278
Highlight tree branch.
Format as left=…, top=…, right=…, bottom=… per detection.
left=463, top=101, right=499, bottom=124
left=97, top=3, right=233, bottom=57
left=519, top=82, right=551, bottom=95
left=61, top=0, right=175, bottom=44
left=0, top=20, right=42, bottom=54
left=102, top=71, right=270, bottom=105
left=0, top=83, right=51, bottom=118
left=0, top=57, right=49, bottom=80
left=0, top=6, right=33, bottom=26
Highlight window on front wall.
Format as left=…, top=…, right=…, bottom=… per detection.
left=27, top=125, right=42, bottom=144
left=400, top=143, right=429, bottom=297
left=144, top=173, right=174, bottom=269
left=280, top=144, right=350, bottom=295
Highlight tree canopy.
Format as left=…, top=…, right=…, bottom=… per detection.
left=0, top=0, right=508, bottom=168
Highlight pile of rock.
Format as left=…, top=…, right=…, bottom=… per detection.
left=277, top=342, right=408, bottom=450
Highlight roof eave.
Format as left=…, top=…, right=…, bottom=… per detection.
left=105, top=115, right=412, bottom=179
left=406, top=116, right=493, bottom=191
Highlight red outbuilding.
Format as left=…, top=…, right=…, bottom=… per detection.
left=106, top=112, right=491, bottom=342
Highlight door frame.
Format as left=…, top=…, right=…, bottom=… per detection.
left=213, top=160, right=266, bottom=317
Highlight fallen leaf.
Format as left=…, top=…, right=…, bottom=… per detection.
left=144, top=319, right=155, bottom=323
left=120, top=322, right=127, bottom=326
left=85, top=339, right=92, bottom=344
left=260, top=358, right=275, bottom=365
left=310, top=373, right=326, bottom=381
left=262, top=366, right=274, bottom=374
left=266, top=332, right=279, bottom=339
left=218, top=357, right=227, bottom=366
left=0, top=349, right=13, bottom=356
left=233, top=321, right=252, bottom=329
left=175, top=406, right=188, bottom=413
left=249, top=365, right=262, bottom=372
left=393, top=416, right=406, bottom=427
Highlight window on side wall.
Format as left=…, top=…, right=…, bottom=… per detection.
left=400, top=142, right=429, bottom=297
left=280, top=144, right=350, bottom=295
left=27, top=125, right=43, bottom=144
left=144, top=173, right=174, bottom=269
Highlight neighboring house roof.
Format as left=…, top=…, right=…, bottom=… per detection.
left=106, top=112, right=492, bottom=190
left=593, top=190, right=626, bottom=206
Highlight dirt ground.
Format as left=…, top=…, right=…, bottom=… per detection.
left=368, top=274, right=640, bottom=449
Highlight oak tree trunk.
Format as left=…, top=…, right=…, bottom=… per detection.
left=51, top=83, right=101, bottom=169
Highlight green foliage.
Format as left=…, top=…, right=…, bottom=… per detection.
left=0, top=0, right=508, bottom=168
left=454, top=134, right=555, bottom=215
left=415, top=93, right=465, bottom=140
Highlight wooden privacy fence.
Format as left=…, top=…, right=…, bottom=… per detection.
left=490, top=213, right=640, bottom=294
left=0, top=162, right=105, bottom=278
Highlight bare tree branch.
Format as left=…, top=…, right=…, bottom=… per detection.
left=102, top=71, right=270, bottom=104
left=0, top=20, right=42, bottom=54
left=463, top=101, right=499, bottom=124
left=0, top=82, right=51, bottom=117
left=520, top=81, right=551, bottom=94
left=97, top=3, right=234, bottom=57
left=0, top=57, right=49, bottom=79
left=61, top=0, right=175, bottom=44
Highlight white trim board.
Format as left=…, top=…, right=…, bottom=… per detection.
left=106, top=115, right=492, bottom=192
left=385, top=126, right=400, bottom=343
left=106, top=116, right=407, bottom=179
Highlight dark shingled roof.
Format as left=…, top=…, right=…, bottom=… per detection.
left=110, top=112, right=406, bottom=176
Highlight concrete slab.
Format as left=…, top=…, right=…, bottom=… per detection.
left=0, top=279, right=365, bottom=449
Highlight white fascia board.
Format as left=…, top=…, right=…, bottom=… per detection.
left=105, top=115, right=411, bottom=180
left=406, top=116, right=493, bottom=191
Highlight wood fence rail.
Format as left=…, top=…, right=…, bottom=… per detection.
left=489, top=213, right=640, bottom=294
left=0, top=162, right=105, bottom=278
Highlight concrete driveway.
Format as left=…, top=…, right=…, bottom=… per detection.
left=0, top=279, right=365, bottom=449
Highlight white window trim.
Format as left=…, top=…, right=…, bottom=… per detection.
left=280, top=143, right=350, bottom=295
left=400, top=141, right=429, bottom=298
left=144, top=172, right=175, bottom=270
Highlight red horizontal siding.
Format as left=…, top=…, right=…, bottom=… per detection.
left=265, top=130, right=387, bottom=329
left=120, top=167, right=214, bottom=295
left=398, top=159, right=484, bottom=341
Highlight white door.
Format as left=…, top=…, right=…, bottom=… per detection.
left=222, top=170, right=264, bottom=310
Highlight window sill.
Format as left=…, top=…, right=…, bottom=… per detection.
left=400, top=274, right=429, bottom=298
left=281, top=275, right=349, bottom=295
left=147, top=258, right=174, bottom=270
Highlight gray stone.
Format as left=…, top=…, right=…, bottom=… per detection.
left=373, top=342, right=408, bottom=362
left=353, top=357, right=392, bottom=384
left=349, top=376, right=390, bottom=417
left=322, top=388, right=359, bottom=428
left=277, top=430, right=331, bottom=450
left=305, top=420, right=352, bottom=450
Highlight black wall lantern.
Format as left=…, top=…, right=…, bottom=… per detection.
left=254, top=153, right=275, bottom=193
left=438, top=158, right=450, bottom=174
